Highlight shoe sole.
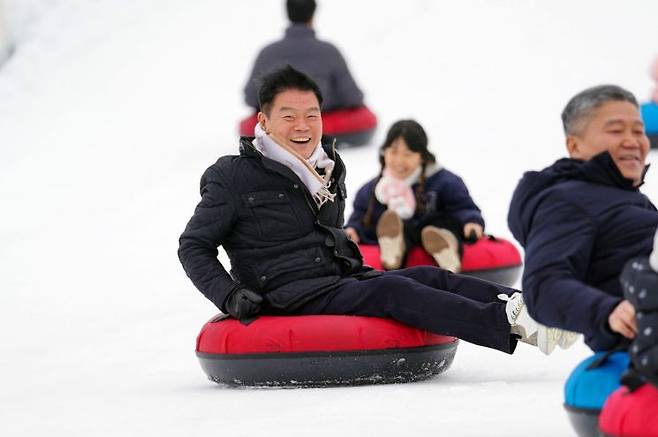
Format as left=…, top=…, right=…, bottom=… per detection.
left=421, top=226, right=461, bottom=273
left=376, top=211, right=405, bottom=270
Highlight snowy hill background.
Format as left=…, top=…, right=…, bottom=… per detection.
left=2, top=1, right=658, bottom=436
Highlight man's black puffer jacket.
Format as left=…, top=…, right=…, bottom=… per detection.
left=178, top=137, right=377, bottom=313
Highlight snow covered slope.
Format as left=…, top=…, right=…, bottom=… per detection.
left=1, top=1, right=657, bottom=436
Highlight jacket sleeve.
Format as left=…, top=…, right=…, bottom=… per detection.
left=178, top=166, right=239, bottom=311
left=345, top=182, right=372, bottom=239
left=328, top=47, right=364, bottom=109
left=438, top=174, right=485, bottom=228
left=522, top=190, right=622, bottom=350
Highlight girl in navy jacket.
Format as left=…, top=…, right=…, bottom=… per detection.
left=345, top=120, right=484, bottom=272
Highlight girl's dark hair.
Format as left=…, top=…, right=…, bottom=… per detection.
left=362, top=120, right=436, bottom=228
left=378, top=119, right=436, bottom=167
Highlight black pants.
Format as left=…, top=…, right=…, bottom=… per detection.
left=294, top=266, right=518, bottom=353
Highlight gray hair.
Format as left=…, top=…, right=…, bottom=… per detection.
left=561, top=84, right=639, bottom=135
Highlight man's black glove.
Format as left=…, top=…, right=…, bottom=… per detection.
left=224, top=287, right=263, bottom=321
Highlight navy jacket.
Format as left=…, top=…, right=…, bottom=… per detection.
left=178, top=137, right=376, bottom=313
left=508, top=152, right=658, bottom=351
left=244, top=25, right=364, bottom=112
left=346, top=167, right=484, bottom=244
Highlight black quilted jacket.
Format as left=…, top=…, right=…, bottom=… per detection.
left=178, top=137, right=376, bottom=313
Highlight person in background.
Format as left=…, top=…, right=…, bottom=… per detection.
left=345, top=120, right=484, bottom=273
left=243, top=0, right=364, bottom=113
left=651, top=56, right=658, bottom=103
left=619, top=230, right=658, bottom=389
left=641, top=56, right=658, bottom=149
left=508, top=84, right=657, bottom=352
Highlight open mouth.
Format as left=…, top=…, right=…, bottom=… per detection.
left=290, top=137, right=312, bottom=145
left=618, top=155, right=641, bottom=163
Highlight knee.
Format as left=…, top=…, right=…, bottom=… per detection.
left=404, top=265, right=447, bottom=281
left=412, top=265, right=442, bottom=275
left=368, top=276, right=413, bottom=300
left=376, top=275, right=410, bottom=289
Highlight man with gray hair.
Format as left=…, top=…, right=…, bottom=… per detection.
left=508, top=84, right=657, bottom=351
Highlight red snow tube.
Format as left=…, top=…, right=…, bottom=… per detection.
left=196, top=314, right=458, bottom=387
left=359, top=235, right=523, bottom=286
left=598, top=384, right=658, bottom=437
left=238, top=106, right=377, bottom=146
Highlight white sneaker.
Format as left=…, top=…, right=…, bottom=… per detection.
left=557, top=330, right=580, bottom=349
left=498, top=292, right=580, bottom=355
left=535, top=328, right=579, bottom=355
left=498, top=292, right=539, bottom=344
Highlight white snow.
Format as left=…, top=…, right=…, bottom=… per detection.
left=1, top=1, right=657, bottom=436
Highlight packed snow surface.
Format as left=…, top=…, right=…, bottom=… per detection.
left=2, top=1, right=658, bottom=436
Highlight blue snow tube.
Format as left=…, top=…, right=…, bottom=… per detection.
left=641, top=102, right=658, bottom=149
left=564, top=351, right=630, bottom=437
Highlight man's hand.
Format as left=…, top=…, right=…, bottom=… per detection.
left=463, top=223, right=483, bottom=242
left=225, top=287, right=263, bottom=320
left=608, top=300, right=637, bottom=339
left=344, top=227, right=360, bottom=243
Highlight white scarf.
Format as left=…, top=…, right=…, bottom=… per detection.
left=253, top=124, right=336, bottom=208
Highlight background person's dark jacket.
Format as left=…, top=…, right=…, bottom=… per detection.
left=178, top=137, right=375, bottom=313
left=244, top=24, right=364, bottom=112
left=346, top=167, right=485, bottom=244
left=508, top=152, right=658, bottom=351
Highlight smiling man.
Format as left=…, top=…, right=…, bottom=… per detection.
left=508, top=84, right=658, bottom=351
left=257, top=88, right=322, bottom=159
left=178, top=65, right=577, bottom=356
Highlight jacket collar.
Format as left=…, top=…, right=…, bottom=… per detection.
left=508, top=151, right=649, bottom=247
left=284, top=24, right=315, bottom=39
left=580, top=151, right=648, bottom=190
